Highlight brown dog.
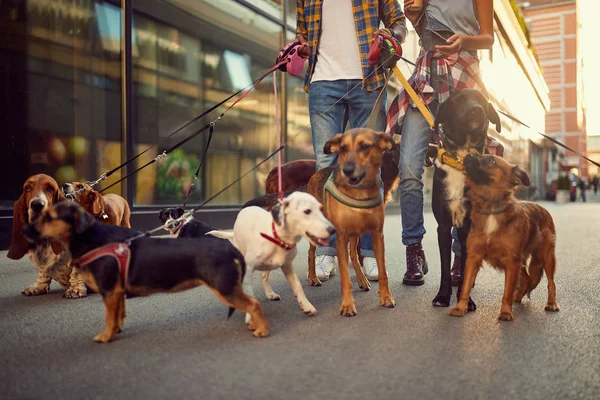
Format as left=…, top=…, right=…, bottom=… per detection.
left=450, top=154, right=559, bottom=321
left=62, top=182, right=131, bottom=228
left=8, top=174, right=87, bottom=298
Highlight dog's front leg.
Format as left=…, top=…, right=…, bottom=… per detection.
left=259, top=271, right=281, bottom=300
left=64, top=265, right=88, bottom=299
left=22, top=270, right=52, bottom=296
left=450, top=245, right=483, bottom=317
left=336, top=233, right=356, bottom=317
left=281, top=263, right=317, bottom=316
left=498, top=260, right=520, bottom=321
left=372, top=231, right=395, bottom=308
left=307, top=244, right=321, bottom=286
left=457, top=222, right=476, bottom=312
left=433, top=224, right=453, bottom=307
left=94, top=289, right=125, bottom=343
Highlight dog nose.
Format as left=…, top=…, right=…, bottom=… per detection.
left=327, top=226, right=336, bottom=235
left=342, top=163, right=355, bottom=176
left=30, top=200, right=45, bottom=213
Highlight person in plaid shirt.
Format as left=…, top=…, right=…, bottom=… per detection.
left=387, top=0, right=495, bottom=287
left=295, top=0, right=407, bottom=282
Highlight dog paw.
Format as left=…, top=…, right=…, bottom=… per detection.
left=432, top=294, right=451, bottom=308
left=379, top=295, right=396, bottom=308
left=545, top=303, right=560, bottom=312
left=93, top=331, right=115, bottom=343
left=252, top=326, right=270, bottom=338
left=22, top=284, right=50, bottom=296
left=307, top=275, right=322, bottom=287
left=450, top=306, right=467, bottom=317
left=303, top=305, right=318, bottom=316
left=356, top=276, right=371, bottom=291
left=339, top=302, right=358, bottom=317
left=265, top=292, right=281, bottom=301
left=63, top=286, right=87, bottom=299
left=468, top=298, right=477, bottom=312
left=498, top=311, right=514, bottom=321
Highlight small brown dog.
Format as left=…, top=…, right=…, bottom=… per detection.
left=451, top=154, right=559, bottom=321
left=63, top=182, right=131, bottom=228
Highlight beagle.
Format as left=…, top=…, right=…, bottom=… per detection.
left=62, top=182, right=131, bottom=228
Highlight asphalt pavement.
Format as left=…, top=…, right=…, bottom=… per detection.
left=1, top=201, right=599, bottom=400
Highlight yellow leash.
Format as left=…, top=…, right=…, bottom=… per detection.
left=391, top=65, right=435, bottom=128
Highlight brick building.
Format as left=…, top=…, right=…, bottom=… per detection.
left=522, top=0, right=588, bottom=178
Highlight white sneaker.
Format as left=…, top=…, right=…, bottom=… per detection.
left=315, top=255, right=337, bottom=281
left=363, top=257, right=380, bottom=281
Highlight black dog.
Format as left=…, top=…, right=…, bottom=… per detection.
left=158, top=207, right=218, bottom=238
left=431, top=89, right=502, bottom=309
left=24, top=202, right=269, bottom=343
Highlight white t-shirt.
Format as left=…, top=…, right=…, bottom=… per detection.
left=311, top=0, right=363, bottom=83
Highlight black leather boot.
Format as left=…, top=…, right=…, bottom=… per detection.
left=403, top=243, right=428, bottom=286
left=451, top=253, right=462, bottom=286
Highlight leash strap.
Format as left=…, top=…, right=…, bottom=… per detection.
left=273, top=71, right=284, bottom=200
left=182, top=124, right=215, bottom=208
left=366, top=71, right=392, bottom=130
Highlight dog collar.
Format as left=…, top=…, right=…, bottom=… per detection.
left=437, top=147, right=482, bottom=171
left=76, top=243, right=131, bottom=285
left=475, top=204, right=510, bottom=215
left=323, top=172, right=384, bottom=209
left=260, top=221, right=295, bottom=251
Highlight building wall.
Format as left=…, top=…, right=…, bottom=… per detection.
left=524, top=1, right=589, bottom=177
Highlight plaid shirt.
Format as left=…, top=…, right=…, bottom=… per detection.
left=387, top=48, right=504, bottom=156
left=296, top=0, right=406, bottom=93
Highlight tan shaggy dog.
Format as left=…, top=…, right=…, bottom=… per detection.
left=63, top=182, right=131, bottom=228
left=451, top=154, right=559, bottom=321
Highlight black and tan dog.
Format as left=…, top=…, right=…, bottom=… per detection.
left=23, top=202, right=269, bottom=342
left=245, top=128, right=398, bottom=316
left=450, top=154, right=558, bottom=321
left=431, top=89, right=502, bottom=309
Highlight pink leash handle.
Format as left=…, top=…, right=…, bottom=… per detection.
left=273, top=71, right=283, bottom=200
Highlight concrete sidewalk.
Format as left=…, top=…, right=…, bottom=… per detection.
left=0, top=202, right=599, bottom=399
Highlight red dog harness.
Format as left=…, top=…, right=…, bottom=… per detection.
left=76, top=243, right=132, bottom=285
left=260, top=221, right=295, bottom=251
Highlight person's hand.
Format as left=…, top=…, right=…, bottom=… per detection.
left=372, top=28, right=393, bottom=39
left=435, top=34, right=466, bottom=55
left=296, top=34, right=309, bottom=57
left=404, top=0, right=423, bottom=26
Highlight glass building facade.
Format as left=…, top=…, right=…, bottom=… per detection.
left=0, top=0, right=311, bottom=231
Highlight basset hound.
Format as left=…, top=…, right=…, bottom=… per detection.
left=7, top=174, right=87, bottom=298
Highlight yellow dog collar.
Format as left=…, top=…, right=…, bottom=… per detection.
left=437, top=148, right=480, bottom=171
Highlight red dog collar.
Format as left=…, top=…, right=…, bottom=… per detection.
left=76, top=243, right=131, bottom=285
left=260, top=221, right=295, bottom=251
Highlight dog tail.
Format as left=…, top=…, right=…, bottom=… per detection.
left=206, top=230, right=234, bottom=240
left=243, top=185, right=308, bottom=210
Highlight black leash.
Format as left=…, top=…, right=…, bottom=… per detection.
left=100, top=119, right=215, bottom=193
left=399, top=56, right=600, bottom=168
left=182, top=124, right=215, bottom=208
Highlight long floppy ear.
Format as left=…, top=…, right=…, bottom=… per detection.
left=89, top=192, right=102, bottom=215
left=53, top=186, right=67, bottom=203
left=512, top=166, right=530, bottom=187
left=324, top=133, right=344, bottom=155
left=7, top=194, right=29, bottom=260
left=270, top=201, right=282, bottom=226
left=377, top=132, right=395, bottom=151
left=75, top=207, right=95, bottom=234
left=486, top=103, right=502, bottom=133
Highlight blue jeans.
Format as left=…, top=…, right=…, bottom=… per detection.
left=451, top=227, right=461, bottom=255
left=399, top=103, right=437, bottom=245
left=308, top=79, right=386, bottom=257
